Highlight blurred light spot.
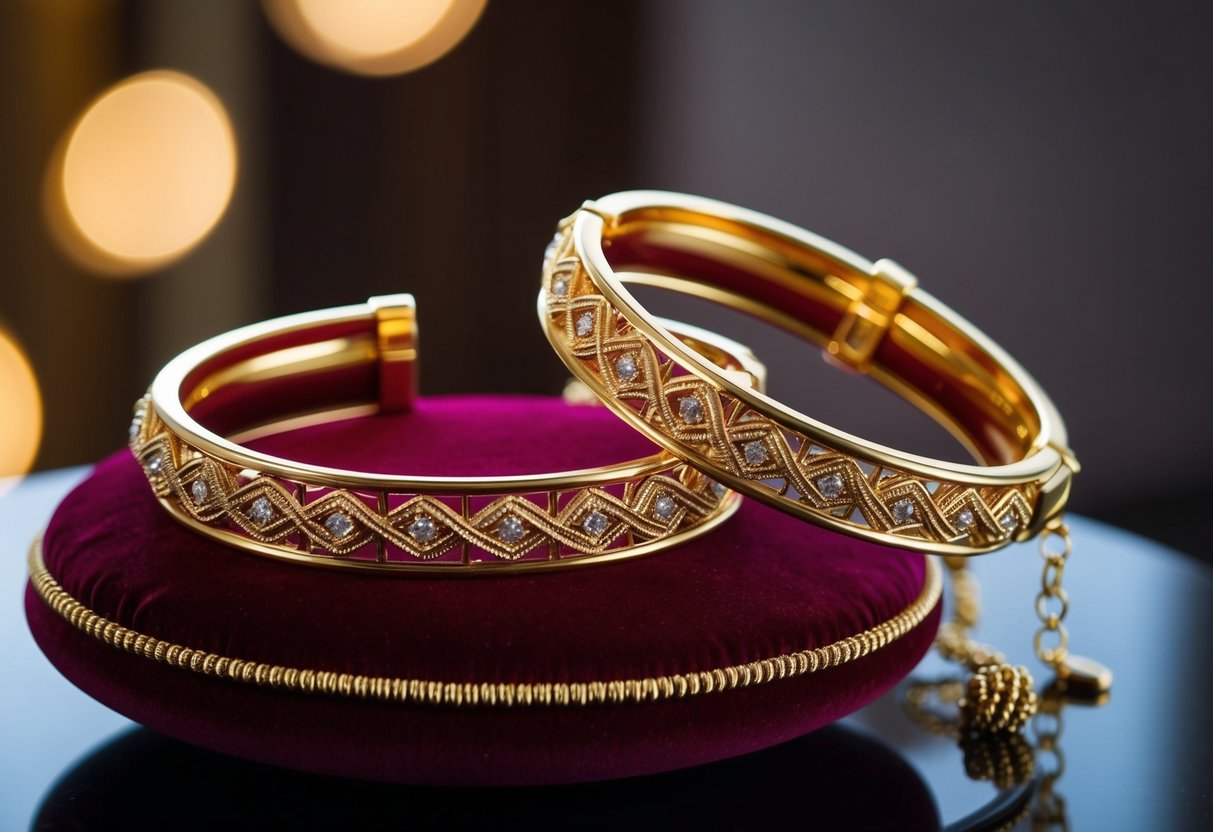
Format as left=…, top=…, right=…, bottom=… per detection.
left=47, top=70, right=237, bottom=277
left=265, top=0, right=486, bottom=76
left=0, top=329, right=43, bottom=498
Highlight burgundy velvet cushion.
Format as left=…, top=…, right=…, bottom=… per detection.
left=26, top=395, right=939, bottom=786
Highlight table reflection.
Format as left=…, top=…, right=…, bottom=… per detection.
left=32, top=723, right=978, bottom=831
left=904, top=673, right=1112, bottom=832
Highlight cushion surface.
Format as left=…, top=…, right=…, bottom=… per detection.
left=26, top=395, right=939, bottom=785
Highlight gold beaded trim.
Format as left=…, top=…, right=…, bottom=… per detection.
left=28, top=535, right=940, bottom=708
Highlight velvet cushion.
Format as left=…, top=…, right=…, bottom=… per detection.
left=26, top=395, right=939, bottom=786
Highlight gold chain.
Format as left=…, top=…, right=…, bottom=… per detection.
left=937, top=556, right=1038, bottom=733
left=1033, top=520, right=1072, bottom=672
left=936, top=556, right=1005, bottom=670
left=909, top=519, right=1106, bottom=829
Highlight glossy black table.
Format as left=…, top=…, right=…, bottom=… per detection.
left=3, top=468, right=1210, bottom=830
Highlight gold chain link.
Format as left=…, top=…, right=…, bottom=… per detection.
left=1034, top=521, right=1073, bottom=672
left=936, top=557, right=1007, bottom=670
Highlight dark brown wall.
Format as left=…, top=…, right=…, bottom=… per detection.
left=264, top=0, right=641, bottom=395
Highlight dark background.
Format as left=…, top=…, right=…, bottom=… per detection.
left=0, top=1, right=1209, bottom=556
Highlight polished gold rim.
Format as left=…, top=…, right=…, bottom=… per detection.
left=539, top=192, right=1077, bottom=556
left=28, top=534, right=940, bottom=707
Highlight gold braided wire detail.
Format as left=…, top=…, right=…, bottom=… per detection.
left=543, top=233, right=1036, bottom=549
left=28, top=535, right=940, bottom=708
left=129, top=399, right=728, bottom=565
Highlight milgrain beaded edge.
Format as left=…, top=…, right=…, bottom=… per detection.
left=27, top=533, right=940, bottom=708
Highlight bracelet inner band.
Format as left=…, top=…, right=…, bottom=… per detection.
left=179, top=299, right=416, bottom=440
left=596, top=206, right=1055, bottom=469
left=177, top=295, right=761, bottom=453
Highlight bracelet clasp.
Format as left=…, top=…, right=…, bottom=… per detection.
left=826, top=259, right=917, bottom=374
left=370, top=294, right=418, bottom=413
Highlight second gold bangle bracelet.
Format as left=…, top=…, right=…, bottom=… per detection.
left=540, top=191, right=1077, bottom=557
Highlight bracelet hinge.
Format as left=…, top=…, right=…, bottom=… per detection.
left=1026, top=447, right=1078, bottom=538
left=825, top=259, right=917, bottom=374
left=369, top=294, right=418, bottom=413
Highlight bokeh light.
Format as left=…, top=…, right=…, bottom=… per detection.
left=264, top=0, right=486, bottom=76
left=46, top=70, right=237, bottom=277
left=0, top=329, right=43, bottom=499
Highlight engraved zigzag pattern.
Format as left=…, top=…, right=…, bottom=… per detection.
left=544, top=247, right=1034, bottom=547
left=131, top=400, right=724, bottom=562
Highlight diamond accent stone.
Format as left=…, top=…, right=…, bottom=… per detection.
left=711, top=481, right=728, bottom=499
left=325, top=512, right=353, bottom=538
left=615, top=354, right=638, bottom=382
left=816, top=474, right=843, bottom=499
left=248, top=497, right=273, bottom=527
left=678, top=396, right=705, bottom=424
left=956, top=508, right=974, bottom=531
left=497, top=515, right=525, bottom=543
left=408, top=515, right=437, bottom=544
left=891, top=499, right=915, bottom=525
left=190, top=480, right=209, bottom=505
left=576, top=311, right=594, bottom=337
left=551, top=274, right=569, bottom=298
left=582, top=510, right=609, bottom=536
left=146, top=454, right=163, bottom=474
left=653, top=494, right=677, bottom=520
left=742, top=440, right=768, bottom=466
left=1000, top=513, right=1019, bottom=533
left=128, top=419, right=142, bottom=442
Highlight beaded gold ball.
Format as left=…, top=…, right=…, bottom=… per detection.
left=959, top=663, right=1038, bottom=733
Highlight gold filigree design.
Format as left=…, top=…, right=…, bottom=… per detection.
left=542, top=233, right=1036, bottom=549
left=28, top=535, right=941, bottom=707
left=960, top=663, right=1038, bottom=733
left=130, top=397, right=731, bottom=570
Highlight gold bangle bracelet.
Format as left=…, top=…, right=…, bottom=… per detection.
left=539, top=191, right=1077, bottom=556
left=132, top=295, right=760, bottom=573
